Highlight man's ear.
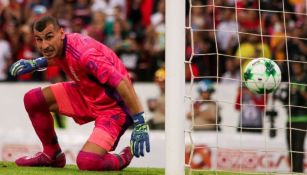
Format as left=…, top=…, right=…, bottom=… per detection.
left=60, top=28, right=65, bottom=39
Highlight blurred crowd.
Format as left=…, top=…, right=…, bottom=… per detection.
left=0, top=0, right=306, bottom=83
left=145, top=0, right=307, bottom=133
left=0, top=0, right=166, bottom=82
left=186, top=0, right=307, bottom=84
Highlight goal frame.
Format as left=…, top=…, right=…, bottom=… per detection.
left=165, top=0, right=186, bottom=175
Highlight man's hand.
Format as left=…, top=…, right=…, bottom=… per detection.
left=130, top=112, right=150, bottom=157
left=10, top=57, right=47, bottom=76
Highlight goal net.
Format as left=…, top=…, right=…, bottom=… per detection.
left=184, top=0, right=307, bottom=174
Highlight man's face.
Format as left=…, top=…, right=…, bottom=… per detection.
left=200, top=91, right=210, bottom=100
left=33, top=23, right=64, bottom=59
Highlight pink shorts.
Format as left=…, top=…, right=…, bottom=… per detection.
left=50, top=82, right=132, bottom=151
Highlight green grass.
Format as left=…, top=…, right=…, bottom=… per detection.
left=0, top=162, right=277, bottom=175
left=0, top=162, right=164, bottom=175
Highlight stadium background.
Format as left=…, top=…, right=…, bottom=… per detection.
left=0, top=0, right=306, bottom=173
left=0, top=0, right=306, bottom=83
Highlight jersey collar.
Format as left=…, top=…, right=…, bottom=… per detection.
left=61, top=35, right=67, bottom=59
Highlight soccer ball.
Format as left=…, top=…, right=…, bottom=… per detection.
left=243, top=58, right=281, bottom=94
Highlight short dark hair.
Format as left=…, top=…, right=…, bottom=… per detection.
left=33, top=15, right=61, bottom=32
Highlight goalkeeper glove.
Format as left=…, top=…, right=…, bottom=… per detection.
left=130, top=112, right=150, bottom=157
left=10, top=57, right=48, bottom=76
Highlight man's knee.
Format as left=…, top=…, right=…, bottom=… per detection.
left=23, top=87, right=58, bottom=114
left=24, top=88, right=46, bottom=113
left=76, top=151, right=99, bottom=170
left=76, top=151, right=115, bottom=171
left=76, top=153, right=86, bottom=170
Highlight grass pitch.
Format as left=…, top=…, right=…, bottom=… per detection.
left=0, top=161, right=277, bottom=175
left=0, top=162, right=164, bottom=175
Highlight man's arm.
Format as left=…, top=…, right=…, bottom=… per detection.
left=116, top=77, right=150, bottom=158
left=116, top=77, right=143, bottom=115
left=81, top=51, right=150, bottom=157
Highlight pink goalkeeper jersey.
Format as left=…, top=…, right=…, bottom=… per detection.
left=56, top=33, right=131, bottom=117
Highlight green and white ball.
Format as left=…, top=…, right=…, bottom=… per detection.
left=243, top=58, right=281, bottom=94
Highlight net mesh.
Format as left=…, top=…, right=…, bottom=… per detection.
left=185, top=0, right=307, bottom=174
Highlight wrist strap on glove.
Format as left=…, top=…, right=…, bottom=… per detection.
left=132, top=112, right=146, bottom=126
left=34, top=57, right=48, bottom=71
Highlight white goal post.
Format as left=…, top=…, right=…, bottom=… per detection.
left=165, top=0, right=186, bottom=175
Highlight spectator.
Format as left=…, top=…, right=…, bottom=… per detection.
left=216, top=8, right=238, bottom=53
left=236, top=0, right=259, bottom=31
left=190, top=0, right=208, bottom=29
left=0, top=1, right=5, bottom=14
left=116, top=33, right=142, bottom=81
left=187, top=79, right=221, bottom=131
left=73, top=0, right=91, bottom=25
left=220, top=57, right=240, bottom=85
left=147, top=67, right=165, bottom=130
left=126, top=0, right=153, bottom=31
left=85, top=11, right=106, bottom=43
left=144, top=0, right=165, bottom=58
left=91, top=0, right=126, bottom=22
left=105, top=19, right=127, bottom=50
left=235, top=85, right=267, bottom=133
left=150, top=0, right=164, bottom=27
left=186, top=31, right=216, bottom=80
left=52, top=2, right=74, bottom=32
left=104, top=5, right=129, bottom=48
left=71, top=17, right=86, bottom=34
left=24, top=0, right=49, bottom=24
left=146, top=0, right=165, bottom=53
left=268, top=13, right=285, bottom=61
left=4, top=0, right=22, bottom=23
left=0, top=30, right=12, bottom=81
left=286, top=26, right=307, bottom=60
left=235, top=31, right=272, bottom=71
left=275, top=23, right=307, bottom=82
left=286, top=55, right=307, bottom=173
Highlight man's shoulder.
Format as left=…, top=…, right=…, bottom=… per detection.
left=66, top=32, right=80, bottom=37
left=65, top=33, right=118, bottom=63
left=66, top=33, right=88, bottom=42
left=66, top=33, right=101, bottom=55
left=66, top=33, right=108, bottom=50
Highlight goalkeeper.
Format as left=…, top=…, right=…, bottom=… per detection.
left=9, top=15, right=150, bottom=171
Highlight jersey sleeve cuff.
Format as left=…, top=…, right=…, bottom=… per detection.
left=107, top=71, right=124, bottom=88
